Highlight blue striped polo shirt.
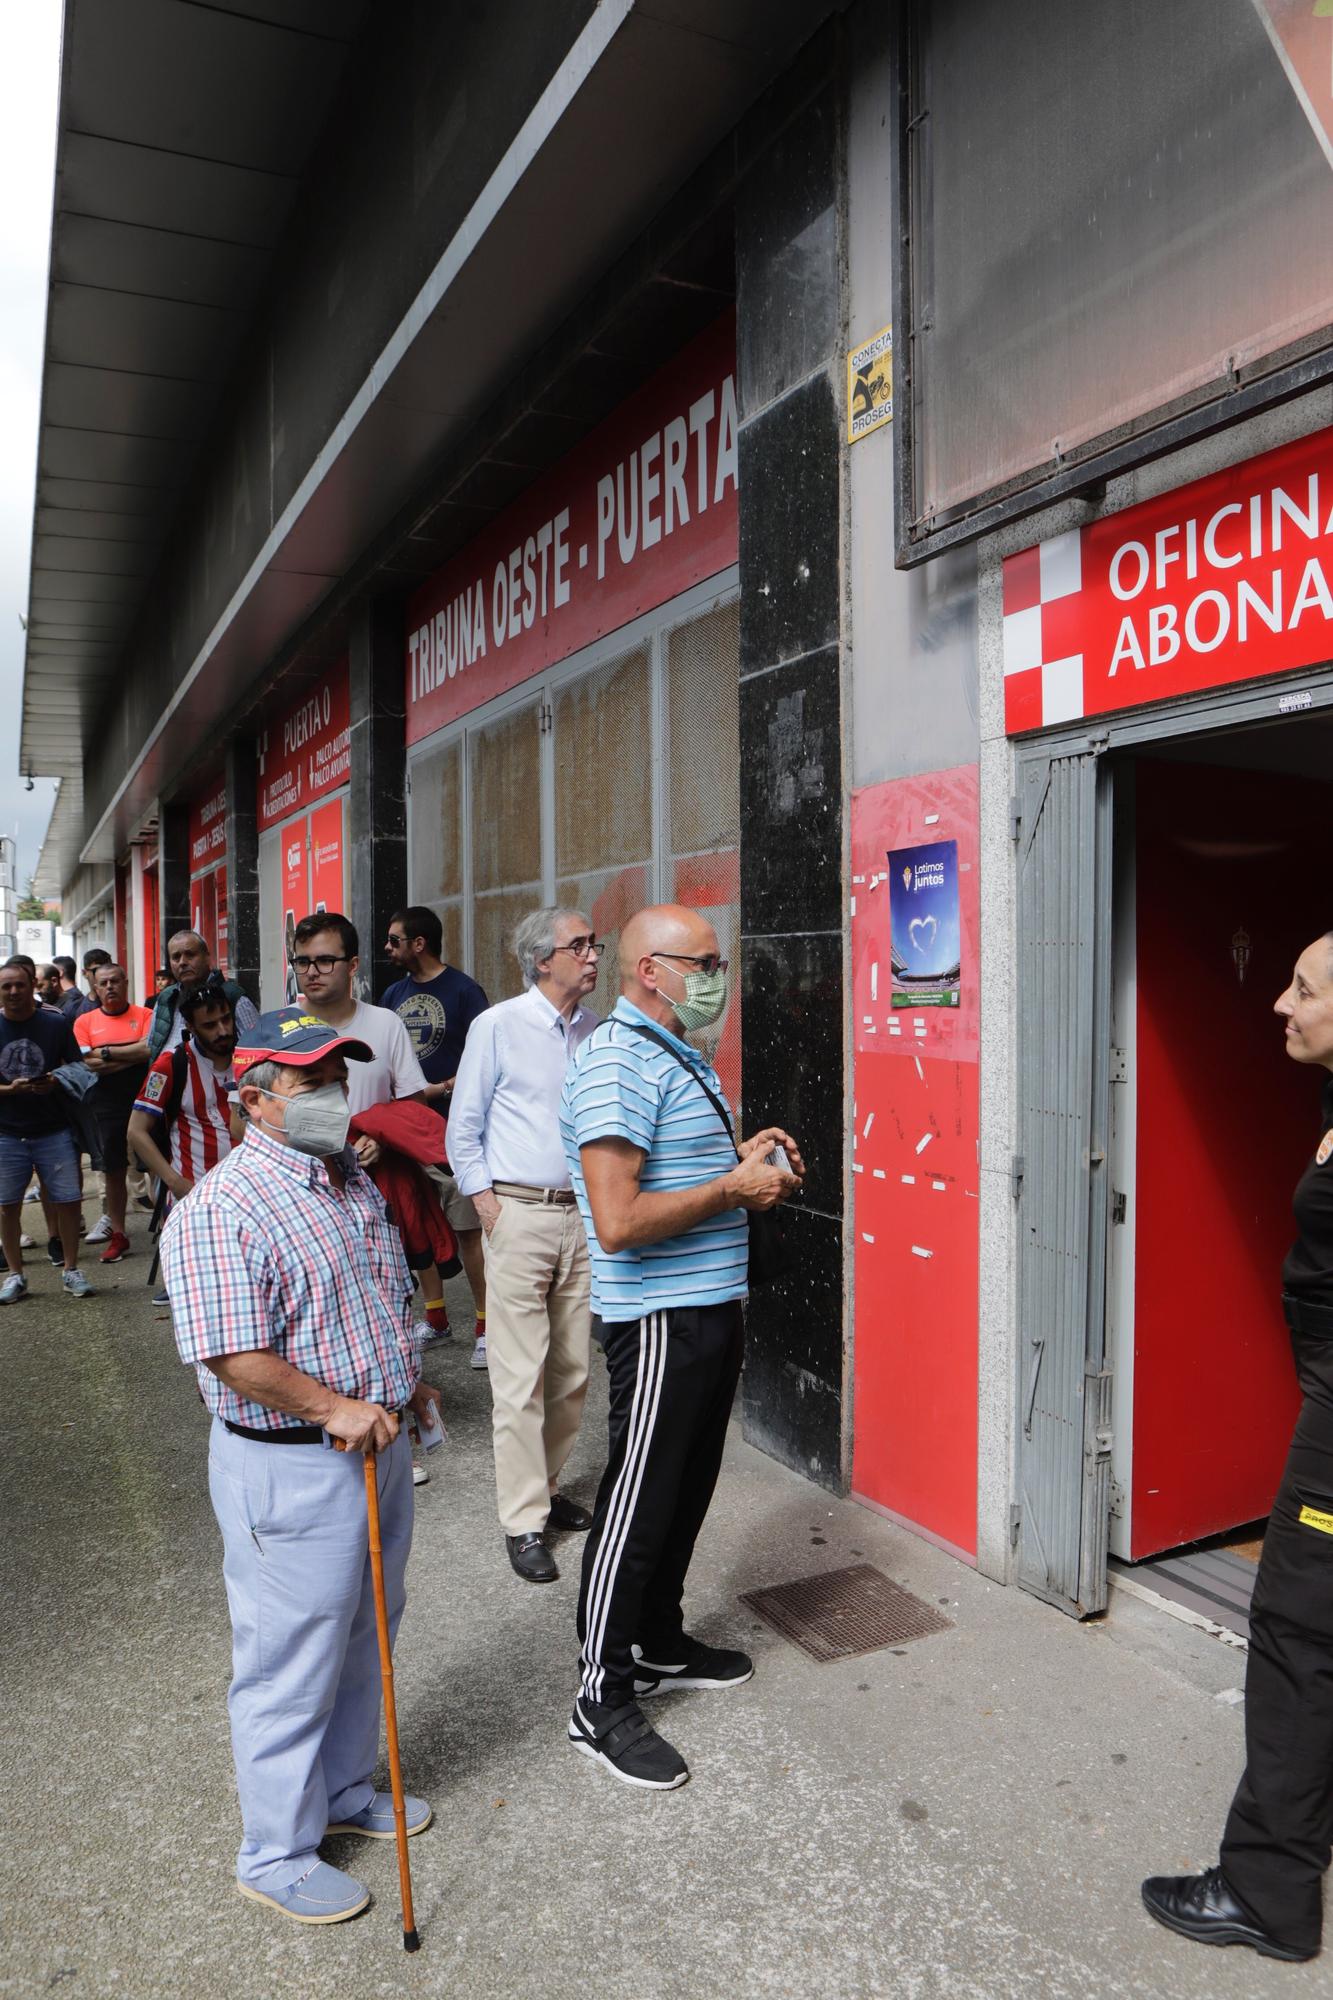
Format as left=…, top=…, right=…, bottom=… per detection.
left=560, top=996, right=748, bottom=1320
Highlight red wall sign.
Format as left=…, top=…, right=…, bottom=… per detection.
left=405, top=314, right=738, bottom=745
left=257, top=661, right=351, bottom=830
left=188, top=774, right=227, bottom=874
left=309, top=798, right=345, bottom=914
left=1004, top=422, right=1333, bottom=732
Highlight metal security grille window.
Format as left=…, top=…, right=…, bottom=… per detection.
left=407, top=575, right=740, bottom=1071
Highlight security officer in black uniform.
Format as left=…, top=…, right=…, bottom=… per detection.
left=1142, top=925, right=1333, bottom=1964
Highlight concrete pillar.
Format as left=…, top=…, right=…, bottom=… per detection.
left=224, top=739, right=260, bottom=1002
left=347, top=598, right=408, bottom=1002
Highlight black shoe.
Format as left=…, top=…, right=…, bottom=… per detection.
left=1140, top=1868, right=1316, bottom=1962
left=567, top=1697, right=688, bottom=1790
left=634, top=1637, right=754, bottom=1697
left=547, top=1492, right=593, bottom=1532
left=46, top=1236, right=62, bottom=1269
left=505, top=1532, right=558, bottom=1583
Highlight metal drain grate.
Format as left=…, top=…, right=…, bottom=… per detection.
left=741, top=1563, right=952, bottom=1664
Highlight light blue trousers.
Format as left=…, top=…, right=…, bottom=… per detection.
left=207, top=1418, right=413, bottom=1890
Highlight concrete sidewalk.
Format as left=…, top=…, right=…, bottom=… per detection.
left=0, top=1210, right=1312, bottom=1999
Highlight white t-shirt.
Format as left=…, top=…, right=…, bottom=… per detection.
left=317, top=999, right=428, bottom=1115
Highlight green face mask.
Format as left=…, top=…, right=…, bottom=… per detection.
left=656, top=958, right=728, bottom=1031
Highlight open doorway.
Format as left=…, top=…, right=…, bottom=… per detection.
left=1106, top=713, right=1333, bottom=1566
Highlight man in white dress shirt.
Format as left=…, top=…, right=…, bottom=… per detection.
left=448, top=909, right=600, bottom=1582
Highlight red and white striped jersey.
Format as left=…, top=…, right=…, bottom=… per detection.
left=134, top=1045, right=235, bottom=1184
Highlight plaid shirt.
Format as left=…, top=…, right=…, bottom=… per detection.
left=161, top=1122, right=419, bottom=1432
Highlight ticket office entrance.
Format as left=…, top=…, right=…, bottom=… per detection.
left=1013, top=671, right=1333, bottom=1614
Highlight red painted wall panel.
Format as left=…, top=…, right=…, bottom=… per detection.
left=850, top=766, right=981, bottom=1558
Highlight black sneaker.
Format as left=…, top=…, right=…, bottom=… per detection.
left=46, top=1236, right=62, bottom=1269
left=567, top=1698, right=688, bottom=1790
left=633, top=1638, right=754, bottom=1697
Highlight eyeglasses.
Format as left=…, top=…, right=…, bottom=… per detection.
left=653, top=951, right=728, bottom=976
left=554, top=936, right=605, bottom=960
left=384, top=933, right=411, bottom=948
left=290, top=954, right=349, bottom=974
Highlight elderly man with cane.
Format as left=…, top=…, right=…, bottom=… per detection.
left=161, top=1007, right=442, bottom=1927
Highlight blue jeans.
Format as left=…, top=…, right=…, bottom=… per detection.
left=0, top=1127, right=80, bottom=1206
left=207, top=1419, right=414, bottom=1889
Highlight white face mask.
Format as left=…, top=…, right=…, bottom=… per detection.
left=255, top=1081, right=351, bottom=1157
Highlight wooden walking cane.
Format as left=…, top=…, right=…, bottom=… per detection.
left=362, top=1444, right=420, bottom=1952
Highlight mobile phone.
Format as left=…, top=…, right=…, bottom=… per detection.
left=766, top=1143, right=793, bottom=1175
left=417, top=1399, right=446, bottom=1451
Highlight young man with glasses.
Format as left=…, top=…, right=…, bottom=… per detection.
left=382, top=906, right=490, bottom=1361
left=291, top=914, right=427, bottom=1115
left=448, top=909, right=600, bottom=1581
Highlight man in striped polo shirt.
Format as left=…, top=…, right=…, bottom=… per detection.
left=560, top=904, right=802, bottom=1790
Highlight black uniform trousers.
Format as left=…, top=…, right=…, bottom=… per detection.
left=1221, top=1307, right=1333, bottom=1953
left=576, top=1301, right=744, bottom=1709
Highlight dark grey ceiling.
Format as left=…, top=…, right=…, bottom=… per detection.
left=25, top=0, right=838, bottom=876
left=23, top=0, right=370, bottom=781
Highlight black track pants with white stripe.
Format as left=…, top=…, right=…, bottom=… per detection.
left=576, top=1302, right=744, bottom=1708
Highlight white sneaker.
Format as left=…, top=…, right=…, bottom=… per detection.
left=0, top=1273, right=28, bottom=1304
left=62, top=1268, right=95, bottom=1298
left=18, top=1234, right=34, bottom=1250
left=412, top=1462, right=430, bottom=1486
left=470, top=1334, right=488, bottom=1370
left=22, top=1185, right=39, bottom=1203
left=86, top=1215, right=114, bottom=1244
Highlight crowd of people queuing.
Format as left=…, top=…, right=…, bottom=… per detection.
left=44, top=895, right=791, bottom=1929
left=13, top=897, right=1333, bottom=1966
left=0, top=933, right=241, bottom=1299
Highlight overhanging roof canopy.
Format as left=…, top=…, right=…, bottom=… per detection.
left=22, top=0, right=369, bottom=783
left=23, top=0, right=837, bottom=880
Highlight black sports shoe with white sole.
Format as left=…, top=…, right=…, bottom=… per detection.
left=633, top=1638, right=754, bottom=1696
left=567, top=1698, right=688, bottom=1789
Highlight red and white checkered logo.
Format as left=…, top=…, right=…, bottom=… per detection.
left=1002, top=529, right=1086, bottom=732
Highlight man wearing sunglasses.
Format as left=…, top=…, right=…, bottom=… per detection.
left=448, top=908, right=600, bottom=1581
left=560, top=903, right=803, bottom=1791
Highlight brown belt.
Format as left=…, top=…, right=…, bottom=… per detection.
left=493, top=1181, right=577, bottom=1207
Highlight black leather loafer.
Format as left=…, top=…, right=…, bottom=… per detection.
left=547, top=1492, right=593, bottom=1532
left=506, top=1531, right=558, bottom=1583
left=1141, top=1868, right=1316, bottom=1962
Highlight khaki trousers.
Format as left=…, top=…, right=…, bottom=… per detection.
left=482, top=1196, right=591, bottom=1536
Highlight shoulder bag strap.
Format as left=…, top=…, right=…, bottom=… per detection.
left=625, top=1020, right=740, bottom=1161
left=164, top=1042, right=192, bottom=1129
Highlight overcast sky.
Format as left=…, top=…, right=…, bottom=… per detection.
left=0, top=3, right=62, bottom=895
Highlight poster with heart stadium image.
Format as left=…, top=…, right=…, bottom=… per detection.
left=887, top=840, right=961, bottom=1009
